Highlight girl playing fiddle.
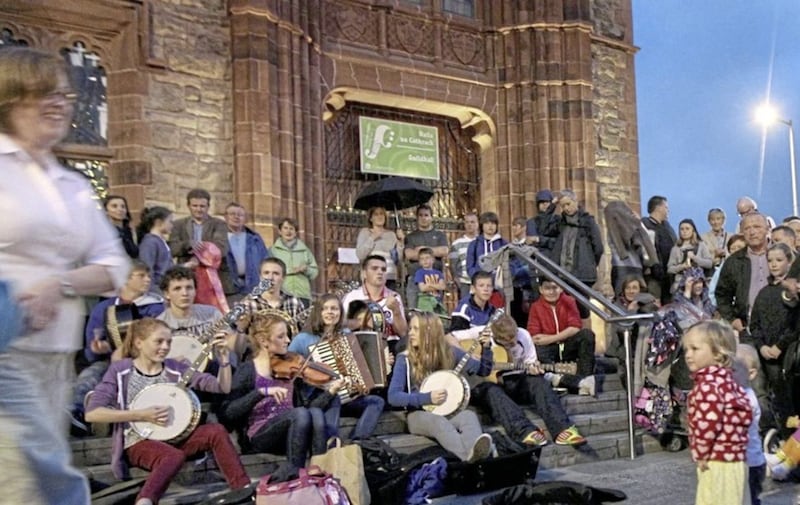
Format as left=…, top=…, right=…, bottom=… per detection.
left=290, top=294, right=386, bottom=440
left=222, top=312, right=343, bottom=468
left=85, top=318, right=250, bottom=505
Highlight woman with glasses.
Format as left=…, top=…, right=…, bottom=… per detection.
left=355, top=206, right=404, bottom=290
left=0, top=47, right=130, bottom=503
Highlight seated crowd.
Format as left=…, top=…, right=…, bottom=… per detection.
left=78, top=187, right=800, bottom=504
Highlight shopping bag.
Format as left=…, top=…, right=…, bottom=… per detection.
left=256, top=465, right=350, bottom=505
left=310, top=437, right=370, bottom=505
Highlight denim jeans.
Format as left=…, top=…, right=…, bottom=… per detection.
left=71, top=360, right=109, bottom=413
left=0, top=350, right=90, bottom=504
left=470, top=382, right=537, bottom=442
left=501, top=374, right=572, bottom=436
left=535, top=328, right=596, bottom=390
left=249, top=407, right=326, bottom=468
left=341, top=394, right=385, bottom=440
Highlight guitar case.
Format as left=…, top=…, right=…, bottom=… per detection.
left=446, top=444, right=541, bottom=495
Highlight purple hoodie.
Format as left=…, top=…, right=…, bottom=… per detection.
left=86, top=358, right=224, bottom=480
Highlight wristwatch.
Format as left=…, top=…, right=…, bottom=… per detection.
left=59, top=278, right=77, bottom=298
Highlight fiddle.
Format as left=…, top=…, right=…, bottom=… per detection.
left=270, top=351, right=340, bottom=387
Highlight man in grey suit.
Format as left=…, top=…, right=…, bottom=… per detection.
left=169, top=188, right=234, bottom=295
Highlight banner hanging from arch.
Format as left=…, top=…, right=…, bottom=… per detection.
left=359, top=116, right=440, bottom=180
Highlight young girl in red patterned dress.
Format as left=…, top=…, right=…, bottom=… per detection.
left=683, top=320, right=753, bottom=505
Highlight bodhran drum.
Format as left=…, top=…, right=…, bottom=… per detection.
left=167, top=331, right=209, bottom=371
left=128, top=383, right=202, bottom=442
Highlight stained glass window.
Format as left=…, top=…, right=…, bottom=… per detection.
left=443, top=0, right=474, bottom=17
left=61, top=42, right=108, bottom=146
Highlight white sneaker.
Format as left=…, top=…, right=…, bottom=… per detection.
left=766, top=452, right=791, bottom=481
left=578, top=375, right=596, bottom=397
left=467, top=433, right=493, bottom=463
left=544, top=372, right=562, bottom=388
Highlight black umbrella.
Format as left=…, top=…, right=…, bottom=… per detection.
left=353, top=176, right=434, bottom=226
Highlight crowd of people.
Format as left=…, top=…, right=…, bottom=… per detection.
left=4, top=45, right=800, bottom=505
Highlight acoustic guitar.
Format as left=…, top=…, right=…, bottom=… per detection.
left=458, top=339, right=578, bottom=382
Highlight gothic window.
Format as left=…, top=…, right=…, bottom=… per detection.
left=443, top=0, right=474, bottom=17
left=0, top=30, right=112, bottom=199
left=60, top=158, right=109, bottom=200
left=61, top=42, right=108, bottom=146
left=400, top=0, right=475, bottom=18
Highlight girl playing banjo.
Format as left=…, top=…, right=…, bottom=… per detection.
left=387, top=311, right=494, bottom=462
left=86, top=318, right=250, bottom=505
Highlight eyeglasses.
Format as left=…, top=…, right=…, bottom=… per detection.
left=41, top=89, right=78, bottom=103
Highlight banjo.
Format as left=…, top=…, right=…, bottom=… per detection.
left=419, top=309, right=505, bottom=417
left=128, top=278, right=272, bottom=443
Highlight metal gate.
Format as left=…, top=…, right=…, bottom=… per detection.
left=323, top=102, right=480, bottom=300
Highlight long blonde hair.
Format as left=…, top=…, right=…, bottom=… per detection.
left=407, top=312, right=454, bottom=387
left=121, top=318, right=171, bottom=358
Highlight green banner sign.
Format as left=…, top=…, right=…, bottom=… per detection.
left=359, top=116, right=440, bottom=180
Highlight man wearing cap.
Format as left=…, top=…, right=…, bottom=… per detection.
left=526, top=189, right=559, bottom=258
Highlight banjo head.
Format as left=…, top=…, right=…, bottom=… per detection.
left=419, top=370, right=471, bottom=417
left=167, top=334, right=209, bottom=372
left=129, top=383, right=201, bottom=442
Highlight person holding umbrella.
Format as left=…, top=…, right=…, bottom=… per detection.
left=355, top=206, right=404, bottom=290
left=353, top=176, right=435, bottom=307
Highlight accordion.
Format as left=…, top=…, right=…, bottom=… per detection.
left=310, top=332, right=388, bottom=404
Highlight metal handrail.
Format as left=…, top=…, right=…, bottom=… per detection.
left=479, top=243, right=653, bottom=459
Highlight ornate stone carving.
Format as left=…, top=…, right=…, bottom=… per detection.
left=444, top=29, right=483, bottom=67
left=331, top=6, right=371, bottom=44
left=389, top=17, right=432, bottom=56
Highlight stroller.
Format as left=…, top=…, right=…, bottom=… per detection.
left=631, top=301, right=706, bottom=451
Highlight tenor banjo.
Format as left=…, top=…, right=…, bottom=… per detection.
left=419, top=309, right=505, bottom=417
left=128, top=278, right=272, bottom=443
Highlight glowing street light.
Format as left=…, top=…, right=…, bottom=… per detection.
left=756, top=103, right=797, bottom=216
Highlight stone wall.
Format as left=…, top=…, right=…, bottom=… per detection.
left=140, top=0, right=234, bottom=216
left=591, top=0, right=639, bottom=292
left=591, top=0, right=640, bottom=209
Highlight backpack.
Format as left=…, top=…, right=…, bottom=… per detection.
left=634, top=378, right=673, bottom=434
left=354, top=438, right=404, bottom=505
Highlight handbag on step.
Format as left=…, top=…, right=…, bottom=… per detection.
left=310, top=437, right=370, bottom=505
left=256, top=465, right=351, bottom=505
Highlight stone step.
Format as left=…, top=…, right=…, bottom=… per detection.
left=73, top=401, right=633, bottom=468
left=110, top=429, right=666, bottom=505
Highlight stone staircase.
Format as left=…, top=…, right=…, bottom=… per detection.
left=75, top=371, right=668, bottom=504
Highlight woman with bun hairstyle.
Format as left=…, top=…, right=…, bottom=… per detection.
left=137, top=206, right=174, bottom=294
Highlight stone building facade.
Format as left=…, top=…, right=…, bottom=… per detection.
left=0, top=0, right=639, bottom=294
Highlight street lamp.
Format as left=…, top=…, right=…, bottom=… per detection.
left=756, top=103, right=798, bottom=216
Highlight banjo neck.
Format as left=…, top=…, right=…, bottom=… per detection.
left=453, top=308, right=505, bottom=374
left=175, top=278, right=273, bottom=389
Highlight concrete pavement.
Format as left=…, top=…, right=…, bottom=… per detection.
left=432, top=451, right=800, bottom=504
